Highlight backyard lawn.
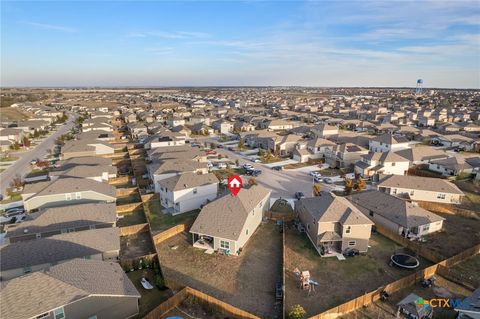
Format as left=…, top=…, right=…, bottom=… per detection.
left=144, top=199, right=199, bottom=233
left=126, top=270, right=172, bottom=319
left=157, top=221, right=283, bottom=318
left=284, top=227, right=433, bottom=317
left=117, top=208, right=147, bottom=227
left=116, top=192, right=142, bottom=206
left=120, top=232, right=156, bottom=259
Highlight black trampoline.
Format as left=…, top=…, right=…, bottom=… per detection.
left=390, top=253, right=420, bottom=269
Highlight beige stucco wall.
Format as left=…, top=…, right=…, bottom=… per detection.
left=379, top=186, right=462, bottom=204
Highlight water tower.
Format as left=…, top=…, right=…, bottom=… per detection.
left=416, top=79, right=423, bottom=95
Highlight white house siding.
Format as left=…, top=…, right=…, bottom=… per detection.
left=150, top=140, right=185, bottom=148
left=367, top=212, right=403, bottom=235
left=381, top=161, right=410, bottom=175
left=416, top=220, right=443, bottom=236
left=161, top=183, right=218, bottom=215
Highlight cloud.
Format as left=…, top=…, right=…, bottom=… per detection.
left=23, top=21, right=77, bottom=32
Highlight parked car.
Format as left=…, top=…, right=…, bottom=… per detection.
left=344, top=173, right=355, bottom=179
left=343, top=248, right=360, bottom=257
left=216, top=145, right=224, bottom=149
left=271, top=166, right=283, bottom=171
left=217, top=162, right=227, bottom=169
left=295, top=192, right=305, bottom=200
left=5, top=208, right=25, bottom=217
left=323, top=177, right=333, bottom=184
left=242, top=163, right=254, bottom=170
left=206, top=150, right=217, bottom=155
left=246, top=169, right=262, bottom=176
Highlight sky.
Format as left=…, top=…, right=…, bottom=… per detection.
left=1, top=1, right=479, bottom=88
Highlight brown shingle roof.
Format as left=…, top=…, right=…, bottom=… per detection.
left=159, top=172, right=219, bottom=192
left=378, top=175, right=464, bottom=195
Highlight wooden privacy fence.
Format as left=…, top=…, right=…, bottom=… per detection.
left=309, top=243, right=480, bottom=319
left=116, top=187, right=138, bottom=197
left=116, top=202, right=143, bottom=214
left=152, top=221, right=194, bottom=246
left=119, top=253, right=157, bottom=268
left=375, top=224, right=445, bottom=263
left=266, top=210, right=296, bottom=222
left=109, top=176, right=130, bottom=185
left=144, top=287, right=261, bottom=319
left=119, top=223, right=149, bottom=236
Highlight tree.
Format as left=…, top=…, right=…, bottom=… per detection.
left=235, top=159, right=240, bottom=167
left=238, top=138, right=245, bottom=150
left=313, top=184, right=321, bottom=196
left=258, top=149, right=264, bottom=157
left=10, top=142, right=20, bottom=150
left=355, top=178, right=366, bottom=191
left=10, top=175, right=23, bottom=189
left=23, top=137, right=30, bottom=147
left=210, top=142, right=216, bottom=149
left=264, top=149, right=273, bottom=162
left=344, top=177, right=353, bottom=195
left=247, top=178, right=257, bottom=186
left=288, top=305, right=306, bottom=319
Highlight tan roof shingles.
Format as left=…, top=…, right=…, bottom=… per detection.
left=378, top=175, right=464, bottom=195
left=0, top=259, right=139, bottom=319
left=190, top=185, right=271, bottom=241
left=22, top=177, right=116, bottom=198
left=159, top=172, right=218, bottom=192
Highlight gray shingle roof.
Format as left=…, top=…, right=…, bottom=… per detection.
left=347, top=190, right=445, bottom=228
left=372, top=133, right=409, bottom=145
left=22, top=177, right=116, bottom=198
left=159, top=172, right=218, bottom=192
left=0, top=259, right=139, bottom=319
left=394, top=147, right=447, bottom=162
left=378, top=175, right=464, bottom=195
left=5, top=203, right=116, bottom=239
left=190, top=185, right=271, bottom=241
left=298, top=193, right=373, bottom=226
left=0, top=228, right=120, bottom=270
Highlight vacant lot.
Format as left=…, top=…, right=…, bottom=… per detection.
left=284, top=227, right=433, bottom=317
left=0, top=107, right=29, bottom=121
left=120, top=232, right=156, bottom=259
left=144, top=199, right=199, bottom=234
left=340, top=276, right=471, bottom=319
left=157, top=222, right=283, bottom=318
left=126, top=270, right=172, bottom=319
left=423, top=212, right=480, bottom=259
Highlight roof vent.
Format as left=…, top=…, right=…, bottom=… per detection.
left=24, top=229, right=29, bottom=233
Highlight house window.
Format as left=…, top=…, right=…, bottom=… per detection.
left=36, top=233, right=41, bottom=239
left=36, top=313, right=49, bottom=319
left=61, top=228, right=67, bottom=234
left=391, top=162, right=396, bottom=166
left=23, top=266, right=32, bottom=274
left=437, top=193, right=446, bottom=199
left=392, top=189, right=397, bottom=194
left=346, top=226, right=351, bottom=234
left=75, top=192, right=82, bottom=200
left=246, top=229, right=249, bottom=235
left=410, top=190, right=414, bottom=196
left=220, top=240, right=230, bottom=250
left=193, top=188, right=198, bottom=194
left=369, top=211, right=374, bottom=217
left=65, top=193, right=72, bottom=200
left=348, top=241, right=356, bottom=246
left=54, top=307, right=65, bottom=319
left=423, top=224, right=430, bottom=231
left=89, top=225, right=96, bottom=230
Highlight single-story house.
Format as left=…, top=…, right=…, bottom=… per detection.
left=61, top=140, right=115, bottom=159
left=190, top=184, right=271, bottom=255
left=296, top=192, right=374, bottom=256
left=22, top=177, right=116, bottom=212
left=0, top=227, right=120, bottom=281
left=428, top=156, right=478, bottom=176
left=4, top=202, right=117, bottom=243
left=377, top=175, right=464, bottom=204
left=347, top=190, right=445, bottom=238
left=0, top=259, right=140, bottom=319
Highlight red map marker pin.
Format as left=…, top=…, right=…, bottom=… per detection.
left=227, top=175, right=242, bottom=196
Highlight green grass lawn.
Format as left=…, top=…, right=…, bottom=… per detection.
left=126, top=270, right=172, bottom=319
left=144, top=199, right=199, bottom=232
left=0, top=192, right=22, bottom=204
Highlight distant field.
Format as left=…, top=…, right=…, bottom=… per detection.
left=0, top=107, right=29, bottom=121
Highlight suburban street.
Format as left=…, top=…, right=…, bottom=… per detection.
left=0, top=112, right=77, bottom=197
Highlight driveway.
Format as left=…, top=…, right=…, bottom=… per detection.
left=0, top=112, right=77, bottom=196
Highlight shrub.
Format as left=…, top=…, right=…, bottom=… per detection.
left=288, top=305, right=306, bottom=319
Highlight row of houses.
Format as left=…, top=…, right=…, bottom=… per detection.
left=0, top=108, right=141, bottom=319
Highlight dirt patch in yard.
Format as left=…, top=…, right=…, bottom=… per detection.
left=121, top=232, right=156, bottom=259
left=340, top=276, right=471, bottom=319
left=284, top=226, right=433, bottom=317
left=157, top=221, right=283, bottom=318
left=422, top=212, right=480, bottom=259
left=117, top=208, right=147, bottom=227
